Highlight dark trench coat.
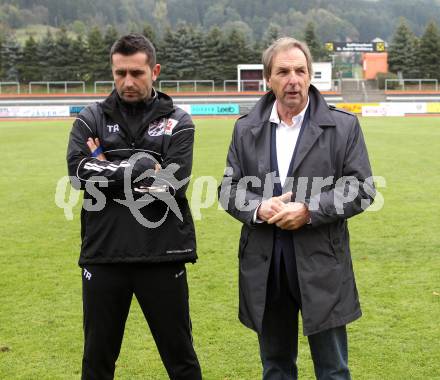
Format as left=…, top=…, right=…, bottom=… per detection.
left=219, top=85, right=375, bottom=335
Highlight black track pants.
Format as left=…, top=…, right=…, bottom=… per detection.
left=81, top=263, right=201, bottom=380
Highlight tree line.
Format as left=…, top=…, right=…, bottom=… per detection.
left=388, top=18, right=440, bottom=80
left=2, top=0, right=440, bottom=43
left=0, top=18, right=439, bottom=87
left=0, top=22, right=329, bottom=85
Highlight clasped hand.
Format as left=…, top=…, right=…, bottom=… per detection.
left=257, top=192, right=310, bottom=230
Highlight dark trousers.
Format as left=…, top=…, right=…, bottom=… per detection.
left=258, top=257, right=351, bottom=380
left=81, top=263, right=201, bottom=380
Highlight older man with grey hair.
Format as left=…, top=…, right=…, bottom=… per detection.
left=219, top=37, right=375, bottom=379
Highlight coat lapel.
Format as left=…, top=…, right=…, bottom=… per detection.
left=290, top=85, right=336, bottom=175
left=249, top=92, right=276, bottom=177
left=290, top=118, right=323, bottom=175
left=252, top=120, right=272, bottom=176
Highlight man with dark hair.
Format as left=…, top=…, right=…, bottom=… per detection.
left=67, top=33, right=201, bottom=379
left=219, top=37, right=375, bottom=379
left=110, top=33, right=157, bottom=66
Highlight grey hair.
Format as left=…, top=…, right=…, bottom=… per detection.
left=262, top=37, right=313, bottom=80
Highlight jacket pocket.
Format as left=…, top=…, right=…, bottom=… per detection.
left=329, top=223, right=345, bottom=263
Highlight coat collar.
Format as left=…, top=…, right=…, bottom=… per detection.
left=101, top=89, right=173, bottom=116
left=100, top=89, right=174, bottom=140
left=247, top=85, right=336, bottom=176
left=249, top=85, right=335, bottom=134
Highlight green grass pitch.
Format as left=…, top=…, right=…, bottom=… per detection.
left=0, top=116, right=439, bottom=379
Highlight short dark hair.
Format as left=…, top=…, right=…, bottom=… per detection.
left=110, top=33, right=156, bottom=68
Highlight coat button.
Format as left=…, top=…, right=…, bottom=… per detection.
left=261, top=255, right=269, bottom=261
left=333, top=238, right=340, bottom=244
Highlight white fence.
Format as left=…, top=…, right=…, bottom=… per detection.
left=385, top=79, right=438, bottom=91
left=159, top=80, right=215, bottom=92
left=1, top=78, right=345, bottom=95
left=0, top=82, right=20, bottom=94
left=29, top=81, right=86, bottom=94
left=223, top=80, right=265, bottom=91
left=94, top=81, right=115, bottom=93
left=332, top=79, right=342, bottom=92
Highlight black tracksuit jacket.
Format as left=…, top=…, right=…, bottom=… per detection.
left=66, top=90, right=197, bottom=265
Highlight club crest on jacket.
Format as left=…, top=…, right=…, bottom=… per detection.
left=148, top=118, right=167, bottom=136
left=148, top=118, right=178, bottom=137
